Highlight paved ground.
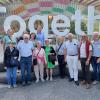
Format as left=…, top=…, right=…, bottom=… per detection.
left=0, top=77, right=100, bottom=100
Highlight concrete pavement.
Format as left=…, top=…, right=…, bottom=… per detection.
left=0, top=77, right=100, bottom=100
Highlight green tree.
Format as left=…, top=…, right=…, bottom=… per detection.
left=70, top=21, right=87, bottom=34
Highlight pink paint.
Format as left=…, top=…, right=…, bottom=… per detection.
left=22, top=13, right=29, bottom=19
left=39, top=1, right=53, bottom=7
left=54, top=0, right=70, bottom=5
left=28, top=8, right=40, bottom=13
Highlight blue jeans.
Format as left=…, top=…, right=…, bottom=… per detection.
left=20, top=56, right=32, bottom=83
left=6, top=67, right=17, bottom=85
left=91, top=57, right=100, bottom=81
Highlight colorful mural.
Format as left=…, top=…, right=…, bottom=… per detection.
left=0, top=0, right=100, bottom=33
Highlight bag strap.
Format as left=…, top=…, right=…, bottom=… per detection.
left=8, top=35, right=12, bottom=41
left=57, top=43, right=63, bottom=53
left=36, top=48, right=41, bottom=57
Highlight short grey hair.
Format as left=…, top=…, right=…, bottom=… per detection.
left=68, top=33, right=74, bottom=37
left=23, top=33, right=30, bottom=39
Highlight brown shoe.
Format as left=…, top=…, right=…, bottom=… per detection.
left=81, top=80, right=87, bottom=85
left=86, top=84, right=91, bottom=89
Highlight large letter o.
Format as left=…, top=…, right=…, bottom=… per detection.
left=4, top=15, right=26, bottom=38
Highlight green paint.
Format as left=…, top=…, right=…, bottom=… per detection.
left=40, top=10, right=51, bottom=14
left=52, top=7, right=64, bottom=13
left=66, top=6, right=75, bottom=14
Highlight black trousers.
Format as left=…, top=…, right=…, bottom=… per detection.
left=80, top=58, right=91, bottom=83
left=57, top=55, right=66, bottom=78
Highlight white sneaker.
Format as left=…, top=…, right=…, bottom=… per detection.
left=92, top=81, right=99, bottom=85
left=41, top=78, right=45, bottom=82
left=13, top=84, right=17, bottom=88
left=8, top=85, right=12, bottom=89
left=46, top=77, right=49, bottom=81
left=50, top=77, right=53, bottom=81
left=35, top=79, right=39, bottom=83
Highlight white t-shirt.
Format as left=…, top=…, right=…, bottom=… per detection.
left=80, top=42, right=92, bottom=58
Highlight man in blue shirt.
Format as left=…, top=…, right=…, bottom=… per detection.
left=36, top=26, right=46, bottom=46
left=17, top=33, right=34, bottom=86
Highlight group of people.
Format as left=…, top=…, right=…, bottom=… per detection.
left=3, top=26, right=100, bottom=89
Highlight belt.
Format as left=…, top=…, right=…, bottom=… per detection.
left=21, top=55, right=32, bottom=58
left=58, top=55, right=64, bottom=56
left=68, top=54, right=78, bottom=56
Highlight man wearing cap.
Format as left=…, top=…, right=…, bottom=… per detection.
left=65, top=33, right=79, bottom=85
left=91, top=32, right=100, bottom=85
left=17, top=32, right=34, bottom=85
left=79, top=33, right=92, bottom=89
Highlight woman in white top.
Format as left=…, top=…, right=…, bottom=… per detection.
left=33, top=41, right=47, bottom=83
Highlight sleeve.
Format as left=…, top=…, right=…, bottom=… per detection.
left=43, top=33, right=46, bottom=46
left=16, top=49, right=19, bottom=58
left=55, top=45, right=58, bottom=52
left=17, top=42, right=20, bottom=50
left=64, top=42, right=67, bottom=49
left=77, top=41, right=80, bottom=48
left=32, top=48, right=36, bottom=57
left=43, top=32, right=47, bottom=41
left=4, top=48, right=7, bottom=64
left=31, top=41, right=34, bottom=50
left=3, top=36, right=6, bottom=43
left=89, top=45, right=92, bottom=51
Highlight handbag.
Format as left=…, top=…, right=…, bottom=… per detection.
left=33, top=58, right=37, bottom=65
left=10, top=57, right=19, bottom=66
left=33, top=49, right=41, bottom=65
left=48, top=54, right=56, bottom=62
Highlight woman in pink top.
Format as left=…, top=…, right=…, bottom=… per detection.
left=33, top=41, right=47, bottom=83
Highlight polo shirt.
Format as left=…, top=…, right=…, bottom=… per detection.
left=65, top=39, right=79, bottom=56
